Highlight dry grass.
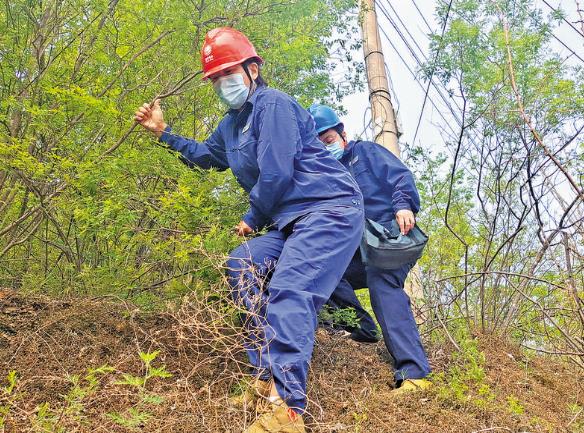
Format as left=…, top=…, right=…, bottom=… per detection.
left=1, top=288, right=582, bottom=432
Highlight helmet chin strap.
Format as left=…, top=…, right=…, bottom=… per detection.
left=242, top=63, right=257, bottom=104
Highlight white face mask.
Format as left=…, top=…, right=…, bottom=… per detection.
left=326, top=141, right=345, bottom=160
left=212, top=73, right=250, bottom=109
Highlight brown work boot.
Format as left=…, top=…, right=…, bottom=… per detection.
left=230, top=378, right=271, bottom=409
left=243, top=399, right=305, bottom=433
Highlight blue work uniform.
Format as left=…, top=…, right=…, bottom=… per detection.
left=327, top=140, right=431, bottom=383
left=159, top=85, right=364, bottom=412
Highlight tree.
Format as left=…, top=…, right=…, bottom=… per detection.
left=414, top=0, right=583, bottom=365
left=0, top=0, right=362, bottom=300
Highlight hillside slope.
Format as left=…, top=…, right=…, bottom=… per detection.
left=1, top=289, right=582, bottom=432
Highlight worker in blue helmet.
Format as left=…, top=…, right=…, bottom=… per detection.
left=308, top=103, right=432, bottom=393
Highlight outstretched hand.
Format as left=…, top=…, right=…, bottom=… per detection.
left=134, top=99, right=167, bottom=138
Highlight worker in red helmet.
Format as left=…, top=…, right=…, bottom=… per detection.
left=134, top=28, right=363, bottom=433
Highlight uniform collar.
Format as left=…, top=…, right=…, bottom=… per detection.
left=341, top=140, right=358, bottom=162
left=246, top=83, right=266, bottom=106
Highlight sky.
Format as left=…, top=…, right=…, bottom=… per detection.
left=339, top=0, right=584, bottom=158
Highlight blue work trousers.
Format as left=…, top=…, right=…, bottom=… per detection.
left=225, top=205, right=363, bottom=413
left=328, top=250, right=431, bottom=382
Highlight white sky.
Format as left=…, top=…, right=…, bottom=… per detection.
left=340, top=1, right=584, bottom=157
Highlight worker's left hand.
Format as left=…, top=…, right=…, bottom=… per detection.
left=396, top=209, right=415, bottom=235
left=235, top=220, right=253, bottom=237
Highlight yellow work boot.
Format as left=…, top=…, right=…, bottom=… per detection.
left=243, top=399, right=305, bottom=433
left=392, top=378, right=432, bottom=395
left=230, top=379, right=271, bottom=409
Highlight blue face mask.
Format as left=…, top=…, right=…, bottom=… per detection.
left=213, top=73, right=250, bottom=109
left=326, top=141, right=345, bottom=160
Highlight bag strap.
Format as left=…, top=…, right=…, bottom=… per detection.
left=366, top=219, right=400, bottom=240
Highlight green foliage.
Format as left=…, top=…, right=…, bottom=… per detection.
left=33, top=402, right=65, bottom=433
left=433, top=330, right=495, bottom=409
left=62, top=365, right=115, bottom=422
left=109, top=350, right=171, bottom=430
left=2, top=371, right=17, bottom=395
left=319, top=305, right=361, bottom=329
left=0, top=351, right=172, bottom=431
left=410, top=0, right=584, bottom=359
left=506, top=394, right=525, bottom=415
left=107, top=407, right=152, bottom=430
left=351, top=410, right=368, bottom=433
left=18, top=365, right=115, bottom=432
left=0, top=371, right=18, bottom=429
left=116, top=350, right=172, bottom=389
left=567, top=403, right=583, bottom=432
left=0, top=0, right=362, bottom=302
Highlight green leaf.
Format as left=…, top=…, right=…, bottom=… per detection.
left=115, top=374, right=145, bottom=388
left=139, top=350, right=160, bottom=365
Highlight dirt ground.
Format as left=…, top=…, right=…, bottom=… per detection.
left=1, top=288, right=582, bottom=433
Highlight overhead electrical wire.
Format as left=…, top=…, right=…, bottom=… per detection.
left=541, top=0, right=584, bottom=39
left=375, top=0, right=464, bottom=126
left=376, top=26, right=461, bottom=140
left=550, top=33, right=584, bottom=63
left=376, top=0, right=461, bottom=118
left=408, top=0, right=433, bottom=33
left=403, top=0, right=452, bottom=145
left=375, top=0, right=491, bottom=156
left=385, top=0, right=433, bottom=63
left=375, top=0, right=583, bottom=148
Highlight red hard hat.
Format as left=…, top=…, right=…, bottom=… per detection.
left=200, top=27, right=263, bottom=80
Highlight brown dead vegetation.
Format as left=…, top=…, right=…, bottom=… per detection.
left=0, top=288, right=582, bottom=433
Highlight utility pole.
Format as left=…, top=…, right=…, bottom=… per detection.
left=360, top=0, right=424, bottom=308
left=360, top=0, right=400, bottom=154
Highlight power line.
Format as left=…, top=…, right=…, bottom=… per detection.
left=409, top=0, right=433, bottom=33
left=380, top=0, right=467, bottom=116
left=376, top=0, right=464, bottom=124
left=378, top=23, right=490, bottom=183
left=550, top=32, right=584, bottom=64
left=384, top=1, right=431, bottom=61
left=375, top=1, right=490, bottom=155
left=377, top=0, right=583, bottom=147
left=376, top=24, right=461, bottom=139
left=542, top=0, right=584, bottom=39
left=376, top=1, right=463, bottom=134
left=412, top=0, right=452, bottom=145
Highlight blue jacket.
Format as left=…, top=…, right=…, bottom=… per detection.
left=339, top=140, right=420, bottom=226
left=159, top=85, right=362, bottom=230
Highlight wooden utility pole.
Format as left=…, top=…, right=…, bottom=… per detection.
left=360, top=0, right=400, bottom=154
left=360, top=0, right=424, bottom=307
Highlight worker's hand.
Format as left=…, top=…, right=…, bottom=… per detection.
left=396, top=209, right=415, bottom=235
left=134, top=99, right=167, bottom=138
left=235, top=220, right=253, bottom=237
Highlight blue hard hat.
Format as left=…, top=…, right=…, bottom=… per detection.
left=307, top=104, right=343, bottom=134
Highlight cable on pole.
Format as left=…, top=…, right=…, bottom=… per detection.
left=364, top=50, right=385, bottom=61
left=376, top=0, right=465, bottom=122
left=378, top=26, right=460, bottom=138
